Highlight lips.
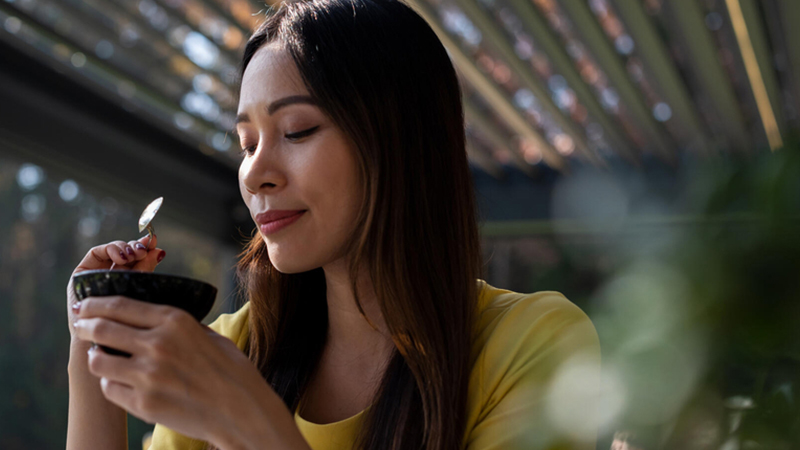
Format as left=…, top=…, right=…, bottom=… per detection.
left=256, top=210, right=306, bottom=236
left=255, top=210, right=306, bottom=224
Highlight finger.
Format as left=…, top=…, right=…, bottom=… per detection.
left=128, top=239, right=149, bottom=260
left=99, top=377, right=140, bottom=418
left=77, top=295, right=177, bottom=329
left=73, top=243, right=117, bottom=275
left=130, top=233, right=161, bottom=272
left=106, top=241, right=133, bottom=267
left=87, top=346, right=142, bottom=386
left=73, top=316, right=150, bottom=353
left=107, top=240, right=136, bottom=265
left=121, top=242, right=136, bottom=262
left=201, top=324, right=220, bottom=338
left=137, top=233, right=158, bottom=251
left=131, top=246, right=165, bottom=273
left=109, top=240, right=136, bottom=263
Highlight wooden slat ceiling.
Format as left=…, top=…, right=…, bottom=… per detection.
left=1, top=0, right=797, bottom=177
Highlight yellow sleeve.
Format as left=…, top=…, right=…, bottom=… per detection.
left=465, top=293, right=601, bottom=450
left=146, top=302, right=251, bottom=450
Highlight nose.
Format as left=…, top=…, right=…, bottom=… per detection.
left=239, top=144, right=287, bottom=195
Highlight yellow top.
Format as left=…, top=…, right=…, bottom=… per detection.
left=147, top=280, right=601, bottom=450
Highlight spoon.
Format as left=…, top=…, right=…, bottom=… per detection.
left=138, top=196, right=163, bottom=250
left=109, top=196, right=163, bottom=271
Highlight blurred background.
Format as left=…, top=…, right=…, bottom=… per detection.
left=1, top=0, right=799, bottom=448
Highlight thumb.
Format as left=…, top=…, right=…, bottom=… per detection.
left=137, top=233, right=157, bottom=250
left=132, top=247, right=165, bottom=272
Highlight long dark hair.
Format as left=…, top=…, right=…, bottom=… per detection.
left=231, top=1, right=483, bottom=449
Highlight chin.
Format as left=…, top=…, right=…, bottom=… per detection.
left=270, top=260, right=314, bottom=274
left=264, top=239, right=318, bottom=274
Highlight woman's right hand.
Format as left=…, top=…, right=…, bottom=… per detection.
left=66, top=234, right=165, bottom=339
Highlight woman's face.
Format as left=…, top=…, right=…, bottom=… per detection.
left=237, top=44, right=362, bottom=273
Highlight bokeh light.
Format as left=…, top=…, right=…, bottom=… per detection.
left=58, top=179, right=80, bottom=202
left=16, top=164, right=44, bottom=191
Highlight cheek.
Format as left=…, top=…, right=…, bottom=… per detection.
left=319, top=162, right=363, bottom=243
left=309, top=150, right=360, bottom=213
left=292, top=146, right=361, bottom=248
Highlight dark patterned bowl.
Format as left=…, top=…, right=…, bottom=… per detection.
left=72, top=269, right=218, bottom=357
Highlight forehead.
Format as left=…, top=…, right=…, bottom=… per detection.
left=238, top=44, right=308, bottom=112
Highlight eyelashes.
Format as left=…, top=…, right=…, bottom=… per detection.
left=287, top=125, right=321, bottom=142
left=239, top=125, right=321, bottom=156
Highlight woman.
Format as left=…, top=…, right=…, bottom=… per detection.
left=66, top=0, right=601, bottom=449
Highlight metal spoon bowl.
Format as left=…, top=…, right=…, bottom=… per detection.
left=109, top=196, right=163, bottom=271
left=139, top=196, right=163, bottom=250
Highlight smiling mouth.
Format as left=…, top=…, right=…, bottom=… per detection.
left=258, top=210, right=306, bottom=235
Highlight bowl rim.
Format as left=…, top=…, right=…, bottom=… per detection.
left=72, top=269, right=217, bottom=289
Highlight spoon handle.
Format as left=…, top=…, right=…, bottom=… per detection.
left=145, top=225, right=155, bottom=251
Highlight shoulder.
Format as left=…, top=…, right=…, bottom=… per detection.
left=464, top=281, right=601, bottom=447
left=473, top=280, right=599, bottom=361
left=147, top=302, right=251, bottom=450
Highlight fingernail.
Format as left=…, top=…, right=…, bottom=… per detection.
left=157, top=250, right=166, bottom=263
left=119, top=251, right=127, bottom=260
left=135, top=243, right=146, bottom=251
left=71, top=301, right=81, bottom=313
left=125, top=247, right=134, bottom=256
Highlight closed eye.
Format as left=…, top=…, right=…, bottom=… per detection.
left=238, top=126, right=321, bottom=157
left=285, top=125, right=320, bottom=142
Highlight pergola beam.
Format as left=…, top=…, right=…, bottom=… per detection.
left=200, top=0, right=254, bottom=41
left=661, top=0, right=751, bottom=152
left=610, top=0, right=714, bottom=155
left=148, top=0, right=245, bottom=72
left=452, top=0, right=602, bottom=166
left=559, top=0, right=675, bottom=164
left=91, top=0, right=238, bottom=108
left=464, top=96, right=533, bottom=176
left=465, top=140, right=504, bottom=179
left=504, top=0, right=638, bottom=164
left=726, top=0, right=784, bottom=150
left=406, top=0, right=566, bottom=171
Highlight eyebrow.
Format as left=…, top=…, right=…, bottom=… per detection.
left=234, top=95, right=318, bottom=128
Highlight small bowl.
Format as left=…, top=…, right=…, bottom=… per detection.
left=72, top=269, right=218, bottom=357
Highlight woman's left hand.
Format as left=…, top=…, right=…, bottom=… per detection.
left=71, top=295, right=275, bottom=447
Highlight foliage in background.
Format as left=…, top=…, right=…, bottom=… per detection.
left=485, top=143, right=800, bottom=450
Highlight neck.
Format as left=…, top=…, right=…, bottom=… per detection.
left=321, top=258, right=394, bottom=366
